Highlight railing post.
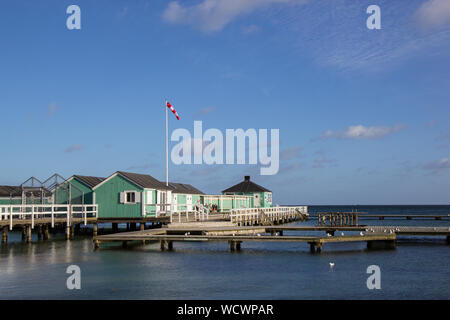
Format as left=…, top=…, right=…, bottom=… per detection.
left=9, top=205, right=13, bottom=231
left=84, top=205, right=87, bottom=226
left=51, top=205, right=54, bottom=228
left=31, top=205, right=34, bottom=229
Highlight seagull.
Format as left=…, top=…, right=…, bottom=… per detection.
left=232, top=232, right=236, bottom=237
left=184, top=232, right=190, bottom=236
left=257, top=233, right=261, bottom=237
left=327, top=233, right=332, bottom=237
left=341, top=232, right=345, bottom=236
left=329, top=262, right=335, bottom=268
left=275, top=232, right=280, bottom=236
left=360, top=232, right=364, bottom=236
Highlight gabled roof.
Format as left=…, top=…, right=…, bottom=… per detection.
left=0, top=186, right=22, bottom=197
left=167, top=182, right=204, bottom=195
left=94, top=171, right=171, bottom=190
left=72, top=175, right=105, bottom=188
left=0, top=185, right=52, bottom=197
left=222, top=176, right=271, bottom=193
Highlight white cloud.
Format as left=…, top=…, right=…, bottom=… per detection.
left=415, top=0, right=450, bottom=30
left=65, top=144, right=83, bottom=153
left=162, top=0, right=304, bottom=33
left=320, top=124, right=405, bottom=140
left=423, top=157, right=450, bottom=173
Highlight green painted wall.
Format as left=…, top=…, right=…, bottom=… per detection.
left=54, top=178, right=93, bottom=205
left=94, top=175, right=143, bottom=218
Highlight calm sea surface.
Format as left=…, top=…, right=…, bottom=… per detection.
left=1, top=205, right=449, bottom=299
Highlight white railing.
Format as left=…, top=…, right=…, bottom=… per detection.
left=169, top=204, right=209, bottom=223
left=0, top=204, right=98, bottom=230
left=230, top=206, right=308, bottom=225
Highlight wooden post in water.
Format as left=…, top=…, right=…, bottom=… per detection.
left=22, top=227, right=26, bottom=241
left=70, top=225, right=75, bottom=240
left=65, top=224, right=70, bottom=240
left=140, top=223, right=145, bottom=231
left=1, top=226, right=8, bottom=244
left=26, top=225, right=32, bottom=243
left=160, top=240, right=166, bottom=251
left=112, top=223, right=118, bottom=233
left=43, top=224, right=50, bottom=240
left=93, top=223, right=98, bottom=237
left=37, top=225, right=43, bottom=240
left=167, top=241, right=173, bottom=251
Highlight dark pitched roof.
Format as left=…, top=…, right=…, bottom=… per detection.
left=222, top=176, right=271, bottom=193
left=0, top=186, right=21, bottom=197
left=167, top=182, right=204, bottom=195
left=73, top=175, right=105, bottom=188
left=117, top=171, right=171, bottom=190
left=0, top=185, right=52, bottom=197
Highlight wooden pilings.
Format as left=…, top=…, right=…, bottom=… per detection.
left=229, top=241, right=241, bottom=252
left=93, top=223, right=98, bottom=237
left=1, top=226, right=7, bottom=244
left=160, top=240, right=173, bottom=251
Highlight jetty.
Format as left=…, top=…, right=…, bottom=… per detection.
left=93, top=225, right=450, bottom=253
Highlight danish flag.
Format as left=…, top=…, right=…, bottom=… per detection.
left=165, top=100, right=180, bottom=120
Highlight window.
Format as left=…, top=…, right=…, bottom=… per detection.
left=120, top=191, right=140, bottom=204
left=126, top=192, right=136, bottom=203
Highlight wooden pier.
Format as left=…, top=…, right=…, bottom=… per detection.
left=93, top=225, right=450, bottom=253
left=314, top=212, right=450, bottom=224
left=230, top=206, right=308, bottom=226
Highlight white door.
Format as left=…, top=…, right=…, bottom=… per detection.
left=253, top=194, right=260, bottom=208
left=187, top=195, right=192, bottom=211
left=173, top=194, right=178, bottom=212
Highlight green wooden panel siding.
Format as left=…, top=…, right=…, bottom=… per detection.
left=54, top=179, right=93, bottom=205
left=94, top=175, right=143, bottom=218
left=0, top=198, right=22, bottom=205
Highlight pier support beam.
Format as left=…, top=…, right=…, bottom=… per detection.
left=112, top=223, right=118, bottom=233
left=70, top=225, right=75, bottom=240
left=229, top=241, right=241, bottom=252
left=160, top=240, right=166, bottom=251
left=22, top=227, right=26, bottom=241
left=309, top=242, right=322, bottom=254
left=93, top=223, right=98, bottom=237
left=1, top=226, right=8, bottom=244
left=26, top=226, right=32, bottom=243
left=43, top=225, right=50, bottom=240
left=130, top=223, right=137, bottom=231
left=140, top=223, right=145, bottom=231
left=446, top=236, right=449, bottom=244
left=167, top=241, right=173, bottom=251
left=94, top=240, right=100, bottom=250
left=37, top=225, right=43, bottom=240
left=65, top=224, right=70, bottom=240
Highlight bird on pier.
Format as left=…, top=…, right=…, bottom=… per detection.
left=275, top=232, right=280, bottom=236
left=257, top=233, right=262, bottom=237
left=360, top=232, right=364, bottom=236
left=341, top=232, right=345, bottom=236
left=326, top=233, right=332, bottom=237
left=184, top=232, right=190, bottom=236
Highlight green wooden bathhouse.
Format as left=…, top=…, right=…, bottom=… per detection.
left=222, top=176, right=273, bottom=208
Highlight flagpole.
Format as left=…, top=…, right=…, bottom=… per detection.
left=165, top=99, right=169, bottom=187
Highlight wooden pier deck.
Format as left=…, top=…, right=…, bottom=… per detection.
left=94, top=225, right=450, bottom=253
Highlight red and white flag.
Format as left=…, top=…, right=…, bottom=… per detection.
left=166, top=100, right=180, bottom=120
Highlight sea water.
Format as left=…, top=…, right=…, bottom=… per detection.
left=0, top=205, right=449, bottom=299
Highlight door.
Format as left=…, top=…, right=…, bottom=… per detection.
left=187, top=195, right=192, bottom=211
left=173, top=194, right=178, bottom=212
left=253, top=194, right=260, bottom=208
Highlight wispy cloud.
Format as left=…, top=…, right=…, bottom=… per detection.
left=415, top=0, right=450, bottom=30
left=48, top=102, right=57, bottom=117
left=280, top=146, right=302, bottom=161
left=242, top=24, right=260, bottom=34
left=313, top=152, right=338, bottom=168
left=319, top=124, right=405, bottom=140
left=65, top=144, right=83, bottom=153
left=423, top=157, right=450, bottom=174
left=162, top=0, right=304, bottom=33
left=194, top=106, right=216, bottom=116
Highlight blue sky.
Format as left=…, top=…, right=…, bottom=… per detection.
left=1, top=0, right=449, bottom=204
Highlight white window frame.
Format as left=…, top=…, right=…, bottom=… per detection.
left=124, top=191, right=138, bottom=204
